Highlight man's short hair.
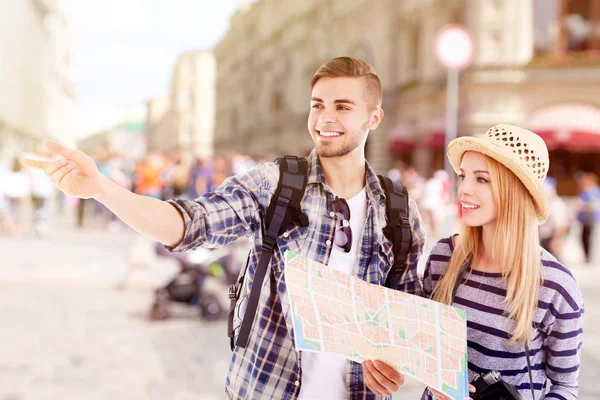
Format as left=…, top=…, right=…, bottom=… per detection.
left=310, top=57, right=382, bottom=109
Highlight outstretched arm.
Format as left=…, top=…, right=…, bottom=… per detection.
left=22, top=141, right=184, bottom=247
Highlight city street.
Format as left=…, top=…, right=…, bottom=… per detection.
left=3, top=1, right=600, bottom=399
left=0, top=212, right=599, bottom=400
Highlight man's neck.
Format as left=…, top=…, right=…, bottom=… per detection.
left=319, top=151, right=366, bottom=199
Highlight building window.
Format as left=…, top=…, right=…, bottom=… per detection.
left=272, top=92, right=283, bottom=130
left=188, top=123, right=195, bottom=145
left=230, top=110, right=238, bottom=139
left=408, top=24, right=421, bottom=79
left=189, top=90, right=195, bottom=111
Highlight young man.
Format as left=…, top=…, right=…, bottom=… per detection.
left=23, top=57, right=425, bottom=399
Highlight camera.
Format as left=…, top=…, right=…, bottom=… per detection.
left=470, top=371, right=524, bottom=400
left=472, top=371, right=502, bottom=392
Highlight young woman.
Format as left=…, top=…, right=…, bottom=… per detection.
left=423, top=125, right=583, bottom=400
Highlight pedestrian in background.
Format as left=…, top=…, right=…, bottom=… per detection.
left=539, top=177, right=569, bottom=260
left=574, top=170, right=600, bottom=264
left=0, top=160, right=8, bottom=232
left=420, top=169, right=450, bottom=242
left=423, top=125, right=583, bottom=400
left=4, top=157, right=31, bottom=235
left=29, top=147, right=56, bottom=235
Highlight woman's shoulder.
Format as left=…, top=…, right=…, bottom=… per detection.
left=430, top=235, right=456, bottom=257
left=426, top=236, right=456, bottom=271
left=540, top=248, right=584, bottom=313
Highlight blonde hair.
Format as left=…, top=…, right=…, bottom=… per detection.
left=310, top=57, right=382, bottom=109
left=433, top=156, right=542, bottom=345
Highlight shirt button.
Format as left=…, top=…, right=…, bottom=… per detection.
left=283, top=232, right=289, bottom=238
left=329, top=211, right=335, bottom=217
left=326, top=240, right=332, bottom=246
left=295, top=380, right=300, bottom=387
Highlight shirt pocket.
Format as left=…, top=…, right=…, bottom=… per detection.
left=276, top=224, right=309, bottom=260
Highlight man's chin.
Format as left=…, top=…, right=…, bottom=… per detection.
left=315, top=142, right=361, bottom=159
left=315, top=146, right=342, bottom=158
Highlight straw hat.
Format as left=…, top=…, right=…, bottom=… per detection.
left=447, top=124, right=550, bottom=223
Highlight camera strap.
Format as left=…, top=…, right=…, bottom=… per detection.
left=451, top=254, right=536, bottom=400
left=524, top=345, right=535, bottom=399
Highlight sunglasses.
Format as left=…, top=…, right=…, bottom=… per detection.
left=332, top=197, right=352, bottom=253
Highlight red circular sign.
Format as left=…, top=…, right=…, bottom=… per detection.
left=434, top=25, right=474, bottom=71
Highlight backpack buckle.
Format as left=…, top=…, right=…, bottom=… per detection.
left=228, top=284, right=238, bottom=300
left=400, top=216, right=410, bottom=228
left=262, top=236, right=277, bottom=253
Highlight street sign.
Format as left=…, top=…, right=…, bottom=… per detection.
left=434, top=24, right=474, bottom=71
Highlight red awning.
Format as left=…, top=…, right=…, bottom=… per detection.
left=424, top=129, right=446, bottom=149
left=388, top=122, right=416, bottom=153
left=536, top=130, right=600, bottom=151
left=529, top=104, right=600, bottom=151
left=388, top=138, right=415, bottom=152
left=424, top=116, right=465, bottom=149
left=533, top=130, right=560, bottom=150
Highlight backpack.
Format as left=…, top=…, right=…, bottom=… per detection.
left=227, top=155, right=413, bottom=350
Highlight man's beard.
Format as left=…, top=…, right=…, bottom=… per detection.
left=316, top=119, right=370, bottom=159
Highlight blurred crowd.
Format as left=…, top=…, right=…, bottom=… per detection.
left=1, top=147, right=599, bottom=265
left=0, top=147, right=55, bottom=236
left=74, top=148, right=265, bottom=232
left=0, top=146, right=264, bottom=236
left=387, top=161, right=600, bottom=265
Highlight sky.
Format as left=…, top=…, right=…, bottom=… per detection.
left=64, top=0, right=251, bottom=138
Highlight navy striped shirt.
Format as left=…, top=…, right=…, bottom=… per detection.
left=421, top=237, right=584, bottom=400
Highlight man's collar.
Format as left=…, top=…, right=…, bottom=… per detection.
left=306, top=149, right=324, bottom=185
left=306, top=149, right=386, bottom=203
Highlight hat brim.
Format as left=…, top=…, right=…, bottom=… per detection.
left=447, top=137, right=549, bottom=223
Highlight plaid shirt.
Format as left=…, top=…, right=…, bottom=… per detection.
left=167, top=150, right=426, bottom=400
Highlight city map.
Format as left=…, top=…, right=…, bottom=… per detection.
left=284, top=251, right=469, bottom=400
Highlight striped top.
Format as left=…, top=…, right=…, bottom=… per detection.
left=421, top=236, right=584, bottom=400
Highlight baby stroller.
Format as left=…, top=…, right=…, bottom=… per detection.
left=149, top=243, right=242, bottom=321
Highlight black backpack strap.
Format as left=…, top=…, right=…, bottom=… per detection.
left=234, top=156, right=308, bottom=349
left=378, top=176, right=412, bottom=289
left=227, top=254, right=249, bottom=350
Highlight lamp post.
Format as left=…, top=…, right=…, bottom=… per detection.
left=434, top=24, right=474, bottom=194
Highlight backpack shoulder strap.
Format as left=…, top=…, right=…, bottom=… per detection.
left=378, top=175, right=412, bottom=289
left=264, top=156, right=309, bottom=235
left=232, top=155, right=308, bottom=349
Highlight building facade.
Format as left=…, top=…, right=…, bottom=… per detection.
left=214, top=0, right=463, bottom=171
left=146, top=51, right=215, bottom=159
left=145, top=94, right=173, bottom=154
left=214, top=0, right=600, bottom=190
left=77, top=120, right=146, bottom=161
left=0, top=0, right=76, bottom=165
left=394, top=0, right=600, bottom=195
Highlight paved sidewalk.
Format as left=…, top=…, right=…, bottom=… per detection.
left=0, top=282, right=231, bottom=400
left=0, top=210, right=598, bottom=399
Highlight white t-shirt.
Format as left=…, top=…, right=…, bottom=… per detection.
left=298, top=187, right=367, bottom=400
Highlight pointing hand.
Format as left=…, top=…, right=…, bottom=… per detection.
left=21, top=140, right=103, bottom=199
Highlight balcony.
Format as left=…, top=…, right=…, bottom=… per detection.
left=529, top=50, right=600, bottom=68
left=532, top=0, right=600, bottom=67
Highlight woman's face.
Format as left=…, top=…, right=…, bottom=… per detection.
left=457, top=151, right=498, bottom=228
